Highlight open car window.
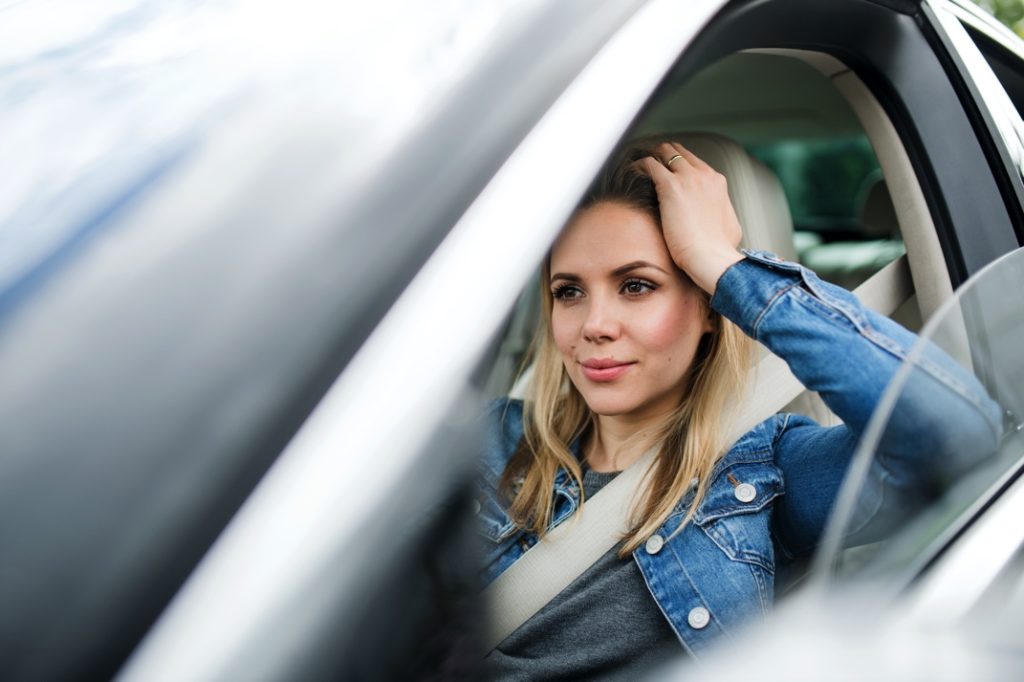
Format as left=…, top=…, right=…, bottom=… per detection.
left=814, top=246, right=1024, bottom=593
left=637, top=52, right=904, bottom=296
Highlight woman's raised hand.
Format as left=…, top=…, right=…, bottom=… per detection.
left=637, top=142, right=745, bottom=295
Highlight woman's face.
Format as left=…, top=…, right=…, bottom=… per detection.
left=549, top=201, right=713, bottom=422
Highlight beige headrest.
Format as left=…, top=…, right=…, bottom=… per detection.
left=638, top=133, right=797, bottom=262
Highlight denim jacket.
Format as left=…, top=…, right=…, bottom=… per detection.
left=477, top=250, right=1002, bottom=658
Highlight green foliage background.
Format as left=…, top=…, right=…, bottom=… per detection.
left=973, top=0, right=1024, bottom=37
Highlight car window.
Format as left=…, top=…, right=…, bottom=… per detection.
left=490, top=47, right=931, bottom=407
left=477, top=4, right=1024, bottom=677
left=635, top=52, right=905, bottom=294
left=959, top=9, right=1024, bottom=117
left=747, top=136, right=880, bottom=236
left=815, top=246, right=1024, bottom=592
left=748, top=137, right=900, bottom=291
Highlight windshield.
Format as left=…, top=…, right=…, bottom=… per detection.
left=813, top=246, right=1024, bottom=592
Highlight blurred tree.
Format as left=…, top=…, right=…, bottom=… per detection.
left=973, top=0, right=1024, bottom=37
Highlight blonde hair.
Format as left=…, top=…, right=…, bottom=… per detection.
left=500, top=142, right=754, bottom=557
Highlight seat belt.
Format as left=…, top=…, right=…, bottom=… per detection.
left=483, top=255, right=913, bottom=651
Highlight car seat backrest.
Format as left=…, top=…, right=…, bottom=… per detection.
left=647, top=132, right=798, bottom=260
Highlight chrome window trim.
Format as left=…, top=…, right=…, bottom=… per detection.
left=943, top=0, right=1024, bottom=63
left=927, top=0, right=1024, bottom=181
left=119, top=0, right=729, bottom=679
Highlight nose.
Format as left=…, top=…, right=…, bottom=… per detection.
left=581, top=295, right=621, bottom=343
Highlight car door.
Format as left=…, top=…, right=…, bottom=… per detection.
left=10, top=1, right=1024, bottom=680
left=0, top=1, right=666, bottom=680
left=126, top=0, right=1024, bottom=678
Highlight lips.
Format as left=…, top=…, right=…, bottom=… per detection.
left=580, top=358, right=635, bottom=382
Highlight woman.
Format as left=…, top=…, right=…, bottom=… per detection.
left=478, top=141, right=1000, bottom=678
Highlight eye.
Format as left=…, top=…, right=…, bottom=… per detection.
left=552, top=283, right=583, bottom=302
left=621, top=278, right=657, bottom=297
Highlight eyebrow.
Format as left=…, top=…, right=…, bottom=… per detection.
left=550, top=260, right=670, bottom=283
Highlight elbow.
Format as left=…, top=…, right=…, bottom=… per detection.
left=877, top=367, right=1004, bottom=489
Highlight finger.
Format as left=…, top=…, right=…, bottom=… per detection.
left=636, top=155, right=678, bottom=186
left=652, top=142, right=694, bottom=172
left=669, top=142, right=712, bottom=172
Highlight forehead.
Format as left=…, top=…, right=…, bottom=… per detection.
left=550, top=202, right=672, bottom=273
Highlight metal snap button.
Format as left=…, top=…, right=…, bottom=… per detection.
left=687, top=606, right=710, bottom=629
left=645, top=534, right=665, bottom=555
left=734, top=483, right=756, bottom=503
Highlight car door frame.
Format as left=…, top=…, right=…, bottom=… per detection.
left=120, top=0, right=1024, bottom=677
left=117, top=1, right=733, bottom=679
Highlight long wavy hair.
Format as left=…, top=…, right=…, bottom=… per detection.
left=499, top=141, right=754, bottom=557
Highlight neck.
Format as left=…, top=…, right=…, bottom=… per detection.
left=586, top=411, right=670, bottom=472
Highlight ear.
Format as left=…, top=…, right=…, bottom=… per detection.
left=701, top=306, right=717, bottom=335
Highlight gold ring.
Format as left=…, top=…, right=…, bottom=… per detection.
left=666, top=154, right=683, bottom=167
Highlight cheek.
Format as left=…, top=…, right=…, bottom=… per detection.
left=550, top=310, right=577, bottom=356
left=638, top=299, right=705, bottom=360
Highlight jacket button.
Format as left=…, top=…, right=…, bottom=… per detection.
left=734, top=483, right=756, bottom=503
left=644, top=534, right=665, bottom=555
left=687, top=606, right=710, bottom=629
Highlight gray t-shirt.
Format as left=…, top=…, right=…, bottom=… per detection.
left=483, top=468, right=683, bottom=681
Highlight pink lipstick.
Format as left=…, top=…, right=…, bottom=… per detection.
left=580, top=358, right=635, bottom=382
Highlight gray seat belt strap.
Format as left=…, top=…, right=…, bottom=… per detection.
left=484, top=255, right=912, bottom=651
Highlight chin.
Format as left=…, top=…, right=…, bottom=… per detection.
left=578, top=392, right=641, bottom=417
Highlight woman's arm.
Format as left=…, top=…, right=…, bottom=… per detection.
left=711, top=252, right=1002, bottom=554
left=640, top=142, right=1003, bottom=555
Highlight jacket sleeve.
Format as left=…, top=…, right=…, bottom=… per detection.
left=709, top=250, right=1003, bottom=557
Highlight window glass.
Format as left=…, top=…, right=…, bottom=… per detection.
left=747, top=135, right=903, bottom=291
left=963, top=21, right=1024, bottom=118
left=636, top=51, right=906, bottom=292
left=747, top=136, right=880, bottom=237
left=818, top=246, right=1024, bottom=591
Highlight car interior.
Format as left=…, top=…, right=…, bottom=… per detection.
left=464, top=10, right=1024, bottom=671
left=11, top=4, right=1024, bottom=680
left=469, top=47, right=991, bottom=627
left=486, top=49, right=947, bottom=429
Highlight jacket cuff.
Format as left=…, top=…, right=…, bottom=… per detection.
left=709, top=249, right=806, bottom=339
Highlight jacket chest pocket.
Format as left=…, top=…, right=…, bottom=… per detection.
left=476, top=477, right=577, bottom=586
left=693, top=461, right=784, bottom=573
left=476, top=476, right=578, bottom=544
left=476, top=480, right=517, bottom=544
